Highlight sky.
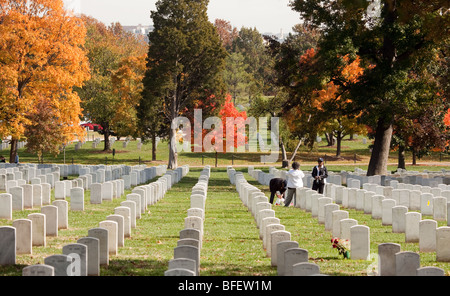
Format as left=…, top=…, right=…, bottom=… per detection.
left=63, top=0, right=301, bottom=34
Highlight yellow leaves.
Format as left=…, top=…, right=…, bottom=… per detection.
left=341, top=56, right=364, bottom=84
left=0, top=0, right=90, bottom=142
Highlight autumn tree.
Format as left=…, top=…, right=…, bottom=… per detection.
left=253, top=25, right=321, bottom=166
left=312, top=54, right=371, bottom=157
left=111, top=55, right=147, bottom=138
left=279, top=47, right=322, bottom=152
left=214, top=19, right=238, bottom=51
left=392, top=99, right=448, bottom=168
left=140, top=0, right=226, bottom=169
left=218, top=94, right=247, bottom=151
left=24, top=98, right=67, bottom=163
left=290, top=0, right=449, bottom=176
left=77, top=16, right=147, bottom=151
left=0, top=0, right=90, bottom=162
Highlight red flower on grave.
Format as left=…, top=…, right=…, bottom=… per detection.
left=331, top=237, right=349, bottom=259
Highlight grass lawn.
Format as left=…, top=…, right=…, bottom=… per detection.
left=1, top=135, right=450, bottom=276
left=0, top=168, right=276, bottom=276
left=8, top=133, right=450, bottom=171
left=2, top=167, right=450, bottom=276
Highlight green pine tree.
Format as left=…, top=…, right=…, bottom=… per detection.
left=140, top=0, right=226, bottom=169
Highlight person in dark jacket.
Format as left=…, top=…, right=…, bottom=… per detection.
left=312, top=158, right=328, bottom=194
left=269, top=178, right=287, bottom=204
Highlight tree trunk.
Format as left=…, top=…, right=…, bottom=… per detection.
left=289, top=139, right=302, bottom=162
left=398, top=145, right=406, bottom=169
left=325, top=132, right=334, bottom=146
left=151, top=132, right=157, bottom=161
left=280, top=138, right=288, bottom=168
left=367, top=118, right=393, bottom=176
left=103, top=129, right=111, bottom=152
left=367, top=0, right=397, bottom=177
left=101, top=122, right=111, bottom=152
left=412, top=148, right=417, bottom=166
left=336, top=131, right=343, bottom=157
left=9, top=139, right=18, bottom=164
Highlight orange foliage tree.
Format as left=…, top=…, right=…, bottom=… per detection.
left=0, top=0, right=90, bottom=162
left=78, top=16, right=148, bottom=151
left=285, top=48, right=370, bottom=156
left=314, top=54, right=370, bottom=157
left=111, top=54, right=147, bottom=138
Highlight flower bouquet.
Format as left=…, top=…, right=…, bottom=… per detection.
left=331, top=238, right=350, bottom=259
left=274, top=191, right=284, bottom=206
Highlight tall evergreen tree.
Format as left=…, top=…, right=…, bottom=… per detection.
left=140, top=0, right=226, bottom=169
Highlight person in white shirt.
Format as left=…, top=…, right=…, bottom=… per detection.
left=284, top=161, right=305, bottom=207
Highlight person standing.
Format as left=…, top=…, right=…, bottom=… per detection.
left=284, top=161, right=305, bottom=207
left=312, top=158, right=328, bottom=194
left=269, top=178, right=287, bottom=204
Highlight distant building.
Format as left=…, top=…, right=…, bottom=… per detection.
left=123, top=24, right=154, bottom=42
left=262, top=28, right=287, bottom=44
left=123, top=24, right=288, bottom=44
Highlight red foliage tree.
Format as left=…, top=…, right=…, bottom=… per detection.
left=219, top=94, right=248, bottom=152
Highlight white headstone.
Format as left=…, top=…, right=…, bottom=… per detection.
left=350, top=225, right=370, bottom=260
left=419, top=219, right=437, bottom=252
left=405, top=212, right=421, bottom=243
left=378, top=243, right=401, bottom=276
left=88, top=228, right=109, bottom=266
left=12, top=219, right=32, bottom=255
left=436, top=226, right=450, bottom=262
left=70, top=187, right=84, bottom=211
left=270, top=230, right=291, bottom=266
left=395, top=251, right=420, bottom=276
left=392, top=206, right=408, bottom=233
left=62, top=243, right=88, bottom=276
left=99, top=221, right=118, bottom=255
left=44, top=254, right=73, bottom=276
left=77, top=237, right=100, bottom=276
left=53, top=200, right=68, bottom=230
left=276, top=241, right=299, bottom=276
left=0, top=227, right=16, bottom=265
left=0, top=193, right=12, bottom=220
left=28, top=213, right=46, bottom=247
left=41, top=205, right=58, bottom=237
left=22, top=264, right=54, bottom=276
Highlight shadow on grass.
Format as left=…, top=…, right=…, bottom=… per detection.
left=100, top=259, right=170, bottom=276
left=0, top=264, right=28, bottom=276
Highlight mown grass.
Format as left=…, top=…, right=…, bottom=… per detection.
left=3, top=167, right=449, bottom=276
left=246, top=170, right=450, bottom=276
left=9, top=133, right=450, bottom=170
left=2, top=151, right=450, bottom=277
left=0, top=168, right=276, bottom=276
